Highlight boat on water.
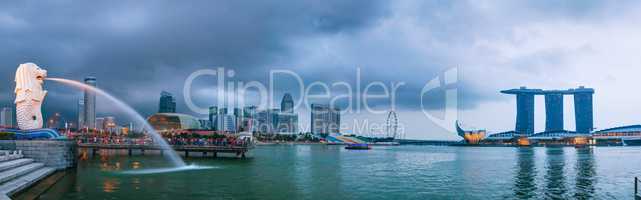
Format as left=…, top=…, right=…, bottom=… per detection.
left=372, top=142, right=400, bottom=146
left=345, top=143, right=371, bottom=150
left=623, top=138, right=641, bottom=146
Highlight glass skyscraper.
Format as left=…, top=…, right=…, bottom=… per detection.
left=209, top=106, right=218, bottom=130
left=281, top=93, right=294, bottom=113
left=158, top=91, right=176, bottom=113
left=83, top=76, right=97, bottom=129
left=77, top=98, right=84, bottom=129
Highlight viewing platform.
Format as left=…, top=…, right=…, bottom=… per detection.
left=78, top=143, right=253, bottom=158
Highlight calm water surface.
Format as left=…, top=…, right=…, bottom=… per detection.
left=38, top=145, right=641, bottom=200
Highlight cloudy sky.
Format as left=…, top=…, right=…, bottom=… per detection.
left=1, top=1, right=641, bottom=140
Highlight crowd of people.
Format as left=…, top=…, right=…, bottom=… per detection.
left=166, top=136, right=251, bottom=147
left=73, top=133, right=252, bottom=147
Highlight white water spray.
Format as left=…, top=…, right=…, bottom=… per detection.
left=120, top=165, right=216, bottom=175
left=46, top=77, right=187, bottom=167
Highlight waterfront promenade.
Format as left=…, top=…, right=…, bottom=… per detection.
left=78, top=143, right=252, bottom=158
left=74, top=135, right=253, bottom=158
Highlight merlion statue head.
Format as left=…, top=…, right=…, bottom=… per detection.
left=15, top=63, right=47, bottom=94
left=14, top=63, right=48, bottom=130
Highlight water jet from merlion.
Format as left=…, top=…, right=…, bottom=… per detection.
left=46, top=77, right=188, bottom=167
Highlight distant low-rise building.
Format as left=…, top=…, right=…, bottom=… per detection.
left=103, top=116, right=117, bottom=132
left=95, top=117, right=105, bottom=130
left=0, top=107, right=13, bottom=128
left=310, top=104, right=340, bottom=135
left=254, top=94, right=300, bottom=135
left=46, top=113, right=65, bottom=129
left=199, top=119, right=212, bottom=130
left=276, top=112, right=298, bottom=134
left=147, top=113, right=202, bottom=132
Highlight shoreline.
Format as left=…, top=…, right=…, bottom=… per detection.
left=254, top=142, right=639, bottom=148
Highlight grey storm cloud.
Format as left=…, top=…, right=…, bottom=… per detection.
left=0, top=0, right=390, bottom=120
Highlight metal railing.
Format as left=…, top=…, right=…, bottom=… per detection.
left=634, top=177, right=641, bottom=199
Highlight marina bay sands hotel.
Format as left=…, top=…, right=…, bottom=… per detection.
left=501, top=86, right=594, bottom=135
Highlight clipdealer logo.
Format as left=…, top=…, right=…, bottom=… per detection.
left=420, top=67, right=458, bottom=133
left=182, top=67, right=459, bottom=135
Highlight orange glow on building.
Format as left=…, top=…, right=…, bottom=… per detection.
left=572, top=136, right=589, bottom=145
left=456, top=121, right=487, bottom=145
left=462, top=132, right=486, bottom=144
left=517, top=136, right=530, bottom=146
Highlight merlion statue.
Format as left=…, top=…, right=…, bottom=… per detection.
left=14, top=63, right=47, bottom=130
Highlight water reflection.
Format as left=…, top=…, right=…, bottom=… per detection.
left=544, top=148, right=567, bottom=199
left=102, top=178, right=120, bottom=193
left=513, top=147, right=598, bottom=200
left=514, top=148, right=537, bottom=199
left=574, top=148, right=596, bottom=199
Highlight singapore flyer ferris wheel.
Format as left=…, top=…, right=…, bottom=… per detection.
left=385, top=110, right=400, bottom=139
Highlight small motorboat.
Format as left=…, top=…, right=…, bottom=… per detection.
left=345, top=143, right=371, bottom=150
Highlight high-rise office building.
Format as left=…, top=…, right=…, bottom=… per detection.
left=77, top=98, right=85, bottom=129
left=158, top=91, right=176, bottom=113
left=501, top=87, right=538, bottom=136
left=218, top=108, right=228, bottom=115
left=233, top=108, right=242, bottom=116
left=233, top=108, right=243, bottom=132
left=252, top=94, right=300, bottom=134
left=84, top=76, right=97, bottom=129
left=256, top=109, right=278, bottom=133
left=242, top=106, right=257, bottom=132
left=256, top=108, right=298, bottom=134
left=221, top=114, right=236, bottom=132
left=310, top=104, right=340, bottom=135
left=574, top=87, right=594, bottom=133
left=209, top=106, right=218, bottom=130
left=243, top=106, right=257, bottom=118
left=276, top=94, right=298, bottom=134
left=0, top=107, right=13, bottom=128
left=514, top=93, right=535, bottom=135
left=217, top=108, right=228, bottom=131
left=544, top=93, right=564, bottom=132
left=281, top=93, right=294, bottom=113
